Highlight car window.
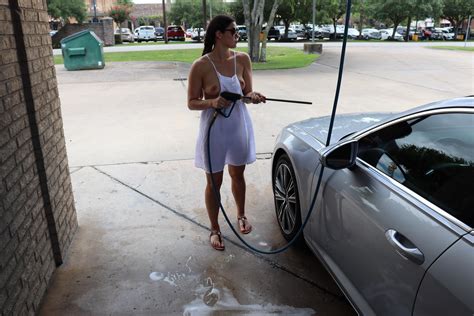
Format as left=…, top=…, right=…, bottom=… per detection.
left=357, top=112, right=474, bottom=227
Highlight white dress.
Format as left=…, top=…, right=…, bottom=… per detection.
left=194, top=52, right=256, bottom=173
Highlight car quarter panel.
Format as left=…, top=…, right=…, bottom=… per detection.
left=413, top=231, right=474, bottom=316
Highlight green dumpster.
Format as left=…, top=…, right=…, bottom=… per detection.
left=60, top=30, right=105, bottom=71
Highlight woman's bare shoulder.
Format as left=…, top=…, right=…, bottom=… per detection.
left=235, top=51, right=250, bottom=61
left=191, top=55, right=210, bottom=71
left=234, top=51, right=251, bottom=67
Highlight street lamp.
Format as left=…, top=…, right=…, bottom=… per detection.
left=92, top=0, right=98, bottom=23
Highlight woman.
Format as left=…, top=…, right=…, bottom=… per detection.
left=187, top=15, right=266, bottom=251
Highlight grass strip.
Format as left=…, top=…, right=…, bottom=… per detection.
left=54, top=47, right=319, bottom=70
left=427, top=46, right=474, bottom=52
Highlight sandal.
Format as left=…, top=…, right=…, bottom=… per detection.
left=237, top=216, right=252, bottom=234
left=209, top=230, right=225, bottom=251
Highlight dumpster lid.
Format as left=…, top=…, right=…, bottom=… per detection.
left=60, top=30, right=104, bottom=45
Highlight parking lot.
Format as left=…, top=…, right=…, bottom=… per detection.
left=39, top=45, right=472, bottom=315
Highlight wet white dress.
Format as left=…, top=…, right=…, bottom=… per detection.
left=194, top=52, right=256, bottom=173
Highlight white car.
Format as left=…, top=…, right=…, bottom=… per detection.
left=274, top=26, right=297, bottom=40
left=380, top=29, right=404, bottom=41
left=191, top=28, right=205, bottom=41
left=115, top=28, right=135, bottom=42
left=134, top=26, right=157, bottom=42
left=361, top=28, right=381, bottom=40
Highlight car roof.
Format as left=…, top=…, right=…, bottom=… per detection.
left=399, top=96, right=473, bottom=115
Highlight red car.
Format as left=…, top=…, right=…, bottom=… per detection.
left=167, top=25, right=185, bottom=41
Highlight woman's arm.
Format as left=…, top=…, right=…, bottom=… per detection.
left=187, top=59, right=230, bottom=110
left=241, top=53, right=266, bottom=104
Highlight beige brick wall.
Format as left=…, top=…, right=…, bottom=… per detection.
left=1, top=0, right=78, bottom=314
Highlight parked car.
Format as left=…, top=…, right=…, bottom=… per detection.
left=290, top=24, right=306, bottom=38
left=167, top=25, right=185, bottom=41
left=274, top=26, right=297, bottom=41
left=115, top=28, right=135, bottom=42
left=134, top=26, right=157, bottom=42
left=237, top=25, right=247, bottom=41
left=305, top=25, right=323, bottom=40
left=380, top=29, right=404, bottom=41
left=431, top=28, right=455, bottom=40
left=347, top=28, right=360, bottom=39
left=191, top=28, right=205, bottom=41
left=361, top=28, right=381, bottom=40
left=272, top=96, right=474, bottom=315
left=185, top=28, right=193, bottom=38
left=154, top=27, right=165, bottom=40
left=264, top=26, right=281, bottom=41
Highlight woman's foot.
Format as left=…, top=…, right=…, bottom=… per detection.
left=237, top=216, right=252, bottom=234
left=209, top=230, right=225, bottom=251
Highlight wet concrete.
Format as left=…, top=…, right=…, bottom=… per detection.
left=39, top=46, right=472, bottom=315
left=40, top=158, right=353, bottom=315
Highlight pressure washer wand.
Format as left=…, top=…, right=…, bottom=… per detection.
left=220, top=92, right=312, bottom=105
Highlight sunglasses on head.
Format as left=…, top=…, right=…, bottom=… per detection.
left=224, top=27, right=238, bottom=36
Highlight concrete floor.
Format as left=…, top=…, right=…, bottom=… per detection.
left=39, top=45, right=473, bottom=315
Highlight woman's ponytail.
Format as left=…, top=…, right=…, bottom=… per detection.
left=202, top=36, right=214, bottom=56
left=201, top=15, right=235, bottom=56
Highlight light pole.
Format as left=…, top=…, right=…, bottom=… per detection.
left=312, top=0, right=316, bottom=42
left=209, top=0, right=212, bottom=20
left=162, top=0, right=168, bottom=43
left=92, top=0, right=98, bottom=23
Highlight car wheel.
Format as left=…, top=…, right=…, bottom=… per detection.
left=273, top=155, right=303, bottom=242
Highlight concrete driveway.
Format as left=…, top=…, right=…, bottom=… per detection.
left=39, top=45, right=472, bottom=315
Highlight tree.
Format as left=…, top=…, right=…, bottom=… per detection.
left=47, top=0, right=87, bottom=23
left=319, top=0, right=347, bottom=40
left=169, top=0, right=206, bottom=28
left=242, top=0, right=281, bottom=62
left=109, top=0, right=133, bottom=43
left=403, top=0, right=442, bottom=41
left=441, top=0, right=474, bottom=37
left=370, top=0, right=410, bottom=39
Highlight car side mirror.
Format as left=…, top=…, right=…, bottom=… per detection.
left=319, top=139, right=358, bottom=170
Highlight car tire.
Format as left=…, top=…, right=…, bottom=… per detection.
left=273, top=154, right=303, bottom=243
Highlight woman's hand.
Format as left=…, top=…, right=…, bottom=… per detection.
left=211, top=96, right=232, bottom=110
left=245, top=91, right=266, bottom=104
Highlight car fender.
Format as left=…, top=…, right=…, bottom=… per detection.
left=273, top=126, right=325, bottom=225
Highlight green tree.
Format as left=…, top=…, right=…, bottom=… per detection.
left=242, top=0, right=281, bottom=62
left=404, top=0, right=442, bottom=41
left=47, top=0, right=87, bottom=23
left=441, top=0, right=474, bottom=37
left=168, top=0, right=204, bottom=28
left=109, top=0, right=133, bottom=43
left=370, top=0, right=410, bottom=39
left=318, top=0, right=347, bottom=40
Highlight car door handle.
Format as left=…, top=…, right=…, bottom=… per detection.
left=385, top=229, right=425, bottom=265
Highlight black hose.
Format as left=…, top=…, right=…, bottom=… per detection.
left=206, top=0, right=352, bottom=254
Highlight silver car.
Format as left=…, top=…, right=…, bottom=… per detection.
left=272, top=97, right=473, bottom=315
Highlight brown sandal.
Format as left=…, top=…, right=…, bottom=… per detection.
left=209, top=230, right=225, bottom=251
left=237, top=216, right=252, bottom=234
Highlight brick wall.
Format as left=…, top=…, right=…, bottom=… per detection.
left=1, top=0, right=78, bottom=314
left=51, top=17, right=115, bottom=48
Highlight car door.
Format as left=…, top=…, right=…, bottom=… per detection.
left=309, top=110, right=473, bottom=315
left=413, top=231, right=473, bottom=315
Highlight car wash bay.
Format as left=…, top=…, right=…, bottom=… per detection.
left=39, top=45, right=472, bottom=315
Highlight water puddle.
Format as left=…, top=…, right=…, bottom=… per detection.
left=183, top=277, right=316, bottom=316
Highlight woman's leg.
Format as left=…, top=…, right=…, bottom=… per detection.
left=228, top=165, right=252, bottom=233
left=205, top=171, right=224, bottom=248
